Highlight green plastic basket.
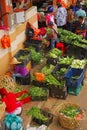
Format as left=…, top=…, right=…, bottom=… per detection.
left=67, top=84, right=83, bottom=96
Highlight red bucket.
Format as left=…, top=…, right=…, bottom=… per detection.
left=56, top=42, right=67, bottom=55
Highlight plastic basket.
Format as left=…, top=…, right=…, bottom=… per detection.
left=14, top=49, right=30, bottom=66
left=66, top=45, right=87, bottom=59
left=16, top=72, right=31, bottom=85
left=32, top=109, right=53, bottom=126
left=46, top=57, right=58, bottom=65
left=52, top=63, right=69, bottom=80
left=24, top=39, right=42, bottom=52
left=32, top=80, right=48, bottom=88
left=64, top=68, right=84, bottom=88
left=67, top=84, right=83, bottom=96
left=31, top=60, right=38, bottom=68
left=49, top=86, right=67, bottom=99
left=30, top=87, right=49, bottom=101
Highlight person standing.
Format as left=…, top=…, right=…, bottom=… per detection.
left=75, top=4, right=86, bottom=19
left=45, top=5, right=58, bottom=38
left=73, top=16, right=86, bottom=38
left=72, top=3, right=79, bottom=14
left=47, top=21, right=59, bottom=49
left=55, top=3, right=67, bottom=29
left=67, top=5, right=74, bottom=31
left=45, top=5, right=55, bottom=26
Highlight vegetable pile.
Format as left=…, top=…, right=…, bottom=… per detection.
left=47, top=48, right=62, bottom=58
left=26, top=107, right=48, bottom=122
left=59, top=106, right=82, bottom=119
left=41, top=64, right=55, bottom=75
left=59, top=56, right=74, bottom=65
left=71, top=59, right=87, bottom=69
left=30, top=49, right=42, bottom=63
left=29, top=86, right=48, bottom=97
left=44, top=74, right=65, bottom=89
left=18, top=55, right=28, bottom=61
left=15, top=50, right=30, bottom=63
left=58, top=28, right=87, bottom=49
left=56, top=67, right=67, bottom=75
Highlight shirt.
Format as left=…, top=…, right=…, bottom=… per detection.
left=46, top=13, right=55, bottom=26
left=75, top=9, right=86, bottom=19
left=73, top=6, right=78, bottom=13
left=73, top=20, right=86, bottom=37
left=67, top=9, right=74, bottom=23
left=74, top=21, right=86, bottom=31
left=56, top=7, right=67, bottom=26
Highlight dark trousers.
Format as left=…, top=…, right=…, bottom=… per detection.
left=57, top=25, right=66, bottom=29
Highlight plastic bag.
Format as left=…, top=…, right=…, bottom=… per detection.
left=26, top=124, right=50, bottom=130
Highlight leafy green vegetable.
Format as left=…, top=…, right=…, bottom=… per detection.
left=30, top=49, right=42, bottom=63
left=41, top=64, right=55, bottom=75
left=58, top=28, right=87, bottom=49
left=44, top=74, right=65, bottom=88
left=29, top=86, right=47, bottom=97
left=56, top=68, right=67, bottom=75
left=59, top=56, right=74, bottom=65
left=47, top=48, right=62, bottom=58
left=71, top=59, right=87, bottom=69
left=26, top=107, right=48, bottom=121
left=59, top=106, right=80, bottom=118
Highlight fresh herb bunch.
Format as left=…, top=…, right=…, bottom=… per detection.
left=26, top=107, right=48, bottom=121
left=59, top=106, right=80, bottom=118
left=30, top=49, right=42, bottom=63
left=29, top=86, right=47, bottom=97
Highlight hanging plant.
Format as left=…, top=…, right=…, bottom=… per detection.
left=1, top=34, right=11, bottom=49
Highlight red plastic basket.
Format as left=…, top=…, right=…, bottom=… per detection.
left=56, top=42, right=68, bottom=55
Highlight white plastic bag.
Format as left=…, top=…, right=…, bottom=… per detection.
left=26, top=124, right=37, bottom=130
left=26, top=124, right=50, bottom=130
left=37, top=125, right=47, bottom=130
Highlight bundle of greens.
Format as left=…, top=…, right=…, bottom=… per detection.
left=30, top=49, right=42, bottom=63
left=47, top=48, right=62, bottom=58
left=59, top=106, right=81, bottom=118
left=71, top=59, right=87, bottom=69
left=29, top=86, right=47, bottom=97
left=26, top=107, right=48, bottom=122
left=59, top=56, right=74, bottom=65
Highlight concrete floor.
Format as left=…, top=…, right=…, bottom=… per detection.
left=20, top=65, right=87, bottom=130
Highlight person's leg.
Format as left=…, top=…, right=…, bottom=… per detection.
left=69, top=23, right=72, bottom=31
left=50, top=39, right=56, bottom=49
left=67, top=22, right=70, bottom=31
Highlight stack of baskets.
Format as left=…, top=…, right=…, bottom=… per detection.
left=57, top=102, right=85, bottom=130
